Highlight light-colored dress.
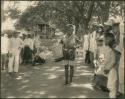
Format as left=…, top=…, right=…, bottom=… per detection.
left=118, top=48, right=124, bottom=94
left=53, top=41, right=63, bottom=59
left=89, top=31, right=97, bottom=58
left=83, top=34, right=89, bottom=51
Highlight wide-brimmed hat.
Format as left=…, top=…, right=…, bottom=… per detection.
left=98, top=24, right=104, bottom=27
left=104, top=19, right=114, bottom=26
left=97, top=35, right=104, bottom=41
left=104, top=17, right=120, bottom=26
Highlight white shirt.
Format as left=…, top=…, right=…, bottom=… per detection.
left=1, top=36, right=9, bottom=54
left=8, top=37, right=22, bottom=55
left=24, top=38, right=34, bottom=49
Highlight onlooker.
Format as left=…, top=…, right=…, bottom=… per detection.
left=103, top=33, right=117, bottom=98
left=83, top=33, right=89, bottom=62
left=18, top=33, right=24, bottom=64
left=53, top=39, right=63, bottom=62
left=8, top=32, right=22, bottom=77
left=89, top=25, right=97, bottom=66
left=23, top=34, right=33, bottom=64
left=1, top=33, right=9, bottom=70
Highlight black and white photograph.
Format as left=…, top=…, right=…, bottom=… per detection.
left=1, top=0, right=124, bottom=98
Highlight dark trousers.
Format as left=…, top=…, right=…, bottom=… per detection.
left=1, top=53, right=8, bottom=70
left=64, top=64, right=74, bottom=84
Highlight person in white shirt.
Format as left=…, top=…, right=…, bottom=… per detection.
left=1, top=33, right=9, bottom=70
left=8, top=33, right=23, bottom=76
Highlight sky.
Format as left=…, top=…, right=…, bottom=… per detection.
left=2, top=1, right=39, bottom=31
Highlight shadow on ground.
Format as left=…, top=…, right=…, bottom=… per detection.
left=1, top=56, right=109, bottom=98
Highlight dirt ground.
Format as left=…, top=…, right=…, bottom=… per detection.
left=1, top=54, right=111, bottom=98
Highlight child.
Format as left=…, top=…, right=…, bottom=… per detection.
left=94, top=54, right=105, bottom=75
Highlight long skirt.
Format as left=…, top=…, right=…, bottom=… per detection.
left=23, top=45, right=33, bottom=63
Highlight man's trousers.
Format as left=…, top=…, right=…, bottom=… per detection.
left=64, top=65, right=74, bottom=84
left=8, top=53, right=20, bottom=73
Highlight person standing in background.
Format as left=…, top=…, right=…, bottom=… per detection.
left=1, top=33, right=9, bottom=70
left=18, top=33, right=24, bottom=64
left=89, top=24, right=97, bottom=67
left=117, top=20, right=124, bottom=97
left=103, top=33, right=117, bottom=98
left=28, top=34, right=34, bottom=63
left=83, top=33, right=89, bottom=62
left=8, top=32, right=22, bottom=77
left=23, top=34, right=33, bottom=64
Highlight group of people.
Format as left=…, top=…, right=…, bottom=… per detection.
left=1, top=16, right=124, bottom=98
left=1, top=32, right=46, bottom=77
left=82, top=17, right=124, bottom=98
left=1, top=32, right=23, bottom=77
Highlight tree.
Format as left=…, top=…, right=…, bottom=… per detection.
left=16, top=1, right=124, bottom=37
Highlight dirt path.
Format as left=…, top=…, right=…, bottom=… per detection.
left=1, top=57, right=109, bottom=98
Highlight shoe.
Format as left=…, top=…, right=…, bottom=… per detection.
left=8, top=72, right=13, bottom=77
left=13, top=72, right=19, bottom=77
left=117, top=92, right=123, bottom=98
left=64, top=82, right=69, bottom=85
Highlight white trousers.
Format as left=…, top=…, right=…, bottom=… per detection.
left=8, top=53, right=20, bottom=73
left=83, top=48, right=87, bottom=61
left=107, top=68, right=118, bottom=98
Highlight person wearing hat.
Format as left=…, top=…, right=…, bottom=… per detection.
left=23, top=34, right=34, bottom=64
left=96, top=24, right=104, bottom=40
left=102, top=33, right=118, bottom=98
left=61, top=24, right=80, bottom=85
left=82, top=32, right=89, bottom=63
left=104, top=18, right=120, bottom=45
left=8, top=32, right=23, bottom=77
left=89, top=24, right=98, bottom=66
left=1, top=33, right=9, bottom=70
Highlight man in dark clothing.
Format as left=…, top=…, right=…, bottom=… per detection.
left=61, top=25, right=80, bottom=85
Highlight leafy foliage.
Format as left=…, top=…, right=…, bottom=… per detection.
left=2, top=1, right=124, bottom=36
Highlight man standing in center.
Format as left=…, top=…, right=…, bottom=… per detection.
left=61, top=24, right=80, bottom=85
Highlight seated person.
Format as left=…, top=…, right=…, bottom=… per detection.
left=92, top=54, right=109, bottom=92
left=94, top=54, right=105, bottom=74
left=32, top=47, right=46, bottom=66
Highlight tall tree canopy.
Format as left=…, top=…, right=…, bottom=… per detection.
left=2, top=1, right=124, bottom=36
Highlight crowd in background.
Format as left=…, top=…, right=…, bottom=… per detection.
left=82, top=16, right=124, bottom=98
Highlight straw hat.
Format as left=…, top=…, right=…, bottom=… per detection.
left=104, top=17, right=120, bottom=26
